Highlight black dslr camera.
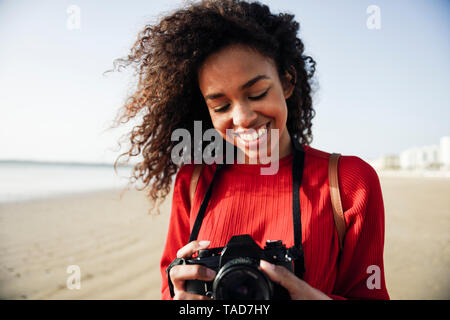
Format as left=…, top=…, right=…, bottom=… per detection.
left=167, top=234, right=296, bottom=300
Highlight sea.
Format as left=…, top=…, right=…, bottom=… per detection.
left=0, top=160, right=134, bottom=203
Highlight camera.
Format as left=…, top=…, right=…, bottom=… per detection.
left=167, top=234, right=296, bottom=300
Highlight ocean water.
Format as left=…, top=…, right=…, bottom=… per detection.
left=0, top=161, right=134, bottom=203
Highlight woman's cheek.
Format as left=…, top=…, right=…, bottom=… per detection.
left=211, top=118, right=231, bottom=143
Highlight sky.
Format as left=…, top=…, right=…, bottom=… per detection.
left=0, top=0, right=449, bottom=163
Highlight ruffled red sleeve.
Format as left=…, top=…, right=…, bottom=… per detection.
left=160, top=164, right=195, bottom=300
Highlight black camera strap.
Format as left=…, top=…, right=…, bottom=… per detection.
left=188, top=135, right=306, bottom=279
left=290, top=137, right=306, bottom=279
left=188, top=162, right=225, bottom=244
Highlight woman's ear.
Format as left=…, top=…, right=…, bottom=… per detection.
left=282, top=66, right=297, bottom=100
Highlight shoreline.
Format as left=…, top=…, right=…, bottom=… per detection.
left=376, top=169, right=450, bottom=179
left=0, top=187, right=130, bottom=206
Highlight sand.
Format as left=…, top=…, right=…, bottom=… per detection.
left=0, top=176, right=449, bottom=300
left=380, top=176, right=450, bottom=299
left=0, top=189, right=170, bottom=300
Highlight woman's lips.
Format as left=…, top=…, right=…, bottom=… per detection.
left=234, top=122, right=270, bottom=147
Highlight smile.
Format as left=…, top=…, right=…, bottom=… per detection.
left=234, top=122, right=270, bottom=144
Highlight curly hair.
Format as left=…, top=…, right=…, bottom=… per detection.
left=111, top=0, right=316, bottom=213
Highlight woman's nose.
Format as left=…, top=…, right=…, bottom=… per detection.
left=232, top=102, right=258, bottom=129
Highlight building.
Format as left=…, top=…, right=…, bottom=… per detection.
left=370, top=154, right=400, bottom=170
left=370, top=136, right=450, bottom=171
left=440, top=136, right=450, bottom=169
left=400, top=145, right=440, bottom=170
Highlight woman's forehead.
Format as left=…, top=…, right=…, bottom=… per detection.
left=198, top=45, right=276, bottom=92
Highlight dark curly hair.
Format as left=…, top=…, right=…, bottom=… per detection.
left=111, top=0, right=316, bottom=213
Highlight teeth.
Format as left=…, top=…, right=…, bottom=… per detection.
left=237, top=123, right=267, bottom=142
left=257, top=126, right=266, bottom=137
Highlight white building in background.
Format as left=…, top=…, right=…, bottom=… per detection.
left=440, top=136, right=450, bottom=169
left=400, top=145, right=440, bottom=170
left=399, top=147, right=418, bottom=170
left=370, top=154, right=400, bottom=170
left=370, top=136, right=450, bottom=171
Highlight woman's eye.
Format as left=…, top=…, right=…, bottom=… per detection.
left=213, top=88, right=270, bottom=113
left=214, top=104, right=230, bottom=113
left=248, top=88, right=269, bottom=100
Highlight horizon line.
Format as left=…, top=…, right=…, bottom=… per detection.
left=0, top=158, right=135, bottom=168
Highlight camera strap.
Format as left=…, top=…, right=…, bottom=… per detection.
left=188, top=135, right=306, bottom=279
left=290, top=137, right=306, bottom=279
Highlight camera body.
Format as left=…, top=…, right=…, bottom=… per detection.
left=167, top=234, right=295, bottom=300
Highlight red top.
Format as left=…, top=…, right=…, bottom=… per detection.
left=160, top=145, right=390, bottom=300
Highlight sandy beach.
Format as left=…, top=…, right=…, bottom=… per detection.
left=0, top=176, right=449, bottom=300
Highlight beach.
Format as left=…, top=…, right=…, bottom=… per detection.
left=0, top=176, right=449, bottom=300
left=381, top=176, right=450, bottom=299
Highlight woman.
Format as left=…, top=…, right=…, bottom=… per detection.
left=113, top=0, right=389, bottom=300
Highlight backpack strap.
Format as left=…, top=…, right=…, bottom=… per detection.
left=329, top=153, right=346, bottom=252
left=189, top=164, right=203, bottom=208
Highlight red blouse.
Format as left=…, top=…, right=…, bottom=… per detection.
left=160, top=145, right=390, bottom=300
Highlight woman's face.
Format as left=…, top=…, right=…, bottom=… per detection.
left=197, top=44, right=295, bottom=164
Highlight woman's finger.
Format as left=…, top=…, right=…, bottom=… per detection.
left=170, top=264, right=217, bottom=291
left=259, top=260, right=301, bottom=296
left=176, top=240, right=211, bottom=258
left=259, top=260, right=331, bottom=300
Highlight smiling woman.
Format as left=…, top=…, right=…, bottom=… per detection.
left=198, top=44, right=294, bottom=163
left=112, top=0, right=389, bottom=300
left=111, top=0, right=316, bottom=210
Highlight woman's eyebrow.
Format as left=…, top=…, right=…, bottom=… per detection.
left=205, top=74, right=270, bottom=101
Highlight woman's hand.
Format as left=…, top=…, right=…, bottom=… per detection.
left=259, top=260, right=332, bottom=300
left=169, top=240, right=217, bottom=300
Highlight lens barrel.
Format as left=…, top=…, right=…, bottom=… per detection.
left=213, top=258, right=273, bottom=300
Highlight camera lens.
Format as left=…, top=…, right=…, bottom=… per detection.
left=213, top=259, right=272, bottom=300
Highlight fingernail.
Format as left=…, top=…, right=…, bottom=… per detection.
left=198, top=240, right=210, bottom=247
left=260, top=260, right=276, bottom=271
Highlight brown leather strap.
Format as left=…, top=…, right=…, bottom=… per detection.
left=329, top=153, right=346, bottom=251
left=189, top=164, right=203, bottom=207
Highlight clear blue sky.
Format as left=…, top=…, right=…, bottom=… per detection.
left=0, top=0, right=449, bottom=163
